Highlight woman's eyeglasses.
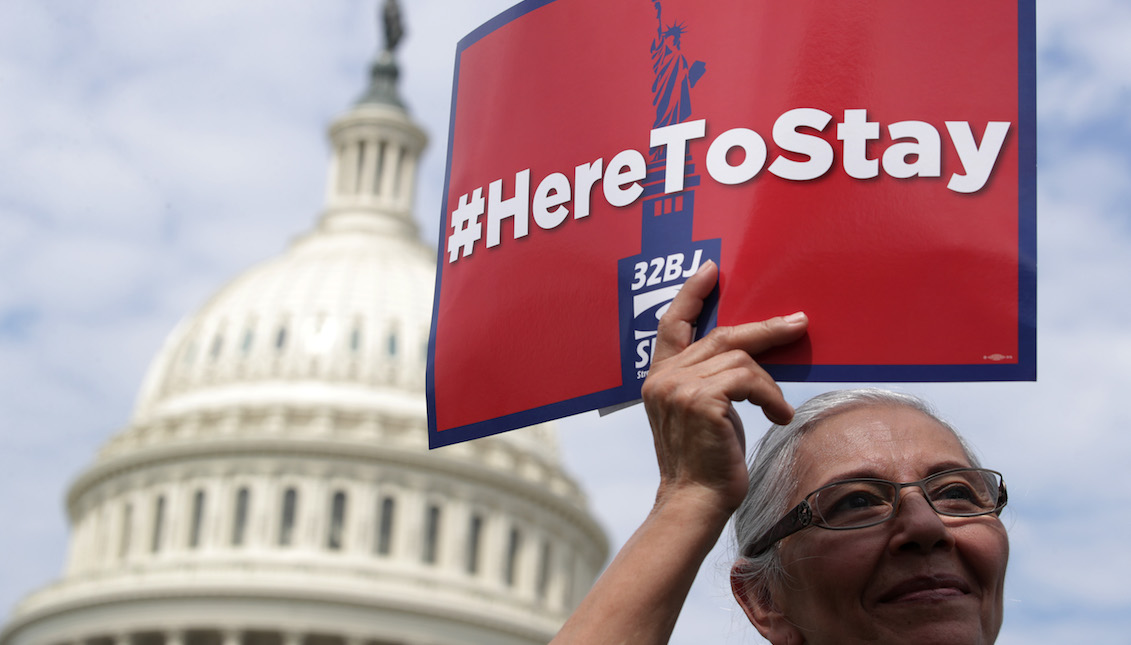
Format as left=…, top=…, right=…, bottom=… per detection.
left=743, top=467, right=1008, bottom=558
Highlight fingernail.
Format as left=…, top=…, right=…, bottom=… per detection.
left=783, top=311, right=807, bottom=324
left=697, top=259, right=716, bottom=274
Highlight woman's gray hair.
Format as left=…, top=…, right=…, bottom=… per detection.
left=731, top=388, right=982, bottom=599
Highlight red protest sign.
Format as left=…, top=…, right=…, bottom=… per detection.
left=427, top=0, right=1037, bottom=447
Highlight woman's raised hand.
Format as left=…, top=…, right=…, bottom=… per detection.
left=550, top=261, right=808, bottom=645
left=641, top=260, right=808, bottom=513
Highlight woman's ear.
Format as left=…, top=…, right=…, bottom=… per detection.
left=730, top=563, right=804, bottom=645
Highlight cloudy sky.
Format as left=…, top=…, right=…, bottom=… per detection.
left=1, top=1, right=1129, bottom=643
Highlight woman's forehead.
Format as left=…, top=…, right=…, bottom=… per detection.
left=792, top=404, right=970, bottom=491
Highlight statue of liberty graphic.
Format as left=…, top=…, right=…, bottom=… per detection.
left=650, top=1, right=707, bottom=136
left=615, top=1, right=721, bottom=394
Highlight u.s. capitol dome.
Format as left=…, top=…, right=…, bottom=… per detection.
left=0, top=9, right=607, bottom=645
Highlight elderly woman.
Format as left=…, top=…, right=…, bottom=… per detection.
left=551, top=261, right=1009, bottom=645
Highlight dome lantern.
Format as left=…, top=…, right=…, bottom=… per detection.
left=319, top=0, right=427, bottom=239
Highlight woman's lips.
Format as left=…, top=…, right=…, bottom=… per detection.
left=879, top=575, right=971, bottom=603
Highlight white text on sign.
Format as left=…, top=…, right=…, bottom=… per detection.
left=447, top=108, right=1012, bottom=263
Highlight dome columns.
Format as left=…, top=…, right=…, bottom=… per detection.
left=321, top=107, right=427, bottom=237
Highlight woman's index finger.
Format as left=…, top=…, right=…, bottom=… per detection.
left=651, top=260, right=718, bottom=365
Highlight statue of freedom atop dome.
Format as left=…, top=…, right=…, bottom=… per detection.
left=651, top=0, right=707, bottom=132
left=382, top=0, right=404, bottom=54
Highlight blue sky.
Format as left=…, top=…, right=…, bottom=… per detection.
left=1, top=1, right=1129, bottom=643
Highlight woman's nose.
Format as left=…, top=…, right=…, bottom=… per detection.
left=887, top=489, right=956, bottom=555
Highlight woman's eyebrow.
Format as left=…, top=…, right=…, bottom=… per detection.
left=818, top=461, right=974, bottom=486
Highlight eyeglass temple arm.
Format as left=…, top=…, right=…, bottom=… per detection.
left=995, top=480, right=1008, bottom=513
left=742, top=501, right=813, bottom=559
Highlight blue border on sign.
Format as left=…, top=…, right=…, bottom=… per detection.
left=1016, top=0, right=1038, bottom=382
left=426, top=0, right=1039, bottom=449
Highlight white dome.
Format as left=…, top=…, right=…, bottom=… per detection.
left=119, top=100, right=561, bottom=467
left=133, top=220, right=435, bottom=422
left=1, top=36, right=606, bottom=645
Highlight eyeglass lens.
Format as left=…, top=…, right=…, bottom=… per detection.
left=809, top=469, right=1001, bottom=529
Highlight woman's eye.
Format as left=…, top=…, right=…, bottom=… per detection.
left=814, top=484, right=894, bottom=526
left=833, top=490, right=884, bottom=510
left=936, top=483, right=977, bottom=500
left=930, top=482, right=990, bottom=511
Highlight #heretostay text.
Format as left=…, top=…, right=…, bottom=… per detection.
left=447, top=108, right=1011, bottom=264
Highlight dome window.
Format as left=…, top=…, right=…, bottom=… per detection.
left=232, top=487, right=250, bottom=547
left=335, top=143, right=349, bottom=193
left=327, top=490, right=348, bottom=551
left=240, top=327, right=255, bottom=355
left=504, top=527, right=522, bottom=586
left=355, top=140, right=368, bottom=193
left=119, top=503, right=132, bottom=559
left=375, top=496, right=395, bottom=556
left=393, top=145, right=407, bottom=198
left=350, top=323, right=363, bottom=354
left=386, top=330, right=398, bottom=357
left=151, top=495, right=166, bottom=553
left=466, top=513, right=483, bottom=575
left=278, top=487, right=298, bottom=547
left=131, top=632, right=163, bottom=645
left=422, top=503, right=441, bottom=564
left=189, top=490, right=205, bottom=549
left=274, top=325, right=288, bottom=352
left=209, top=333, right=224, bottom=360
left=373, top=140, right=388, bottom=196
left=537, top=540, right=553, bottom=600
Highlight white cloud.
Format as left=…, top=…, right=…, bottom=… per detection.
left=1038, top=0, right=1131, bottom=126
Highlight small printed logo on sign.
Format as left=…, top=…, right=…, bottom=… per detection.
left=983, top=353, right=1014, bottom=362
left=619, top=243, right=719, bottom=382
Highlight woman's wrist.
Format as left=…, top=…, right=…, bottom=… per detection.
left=650, top=483, right=737, bottom=553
